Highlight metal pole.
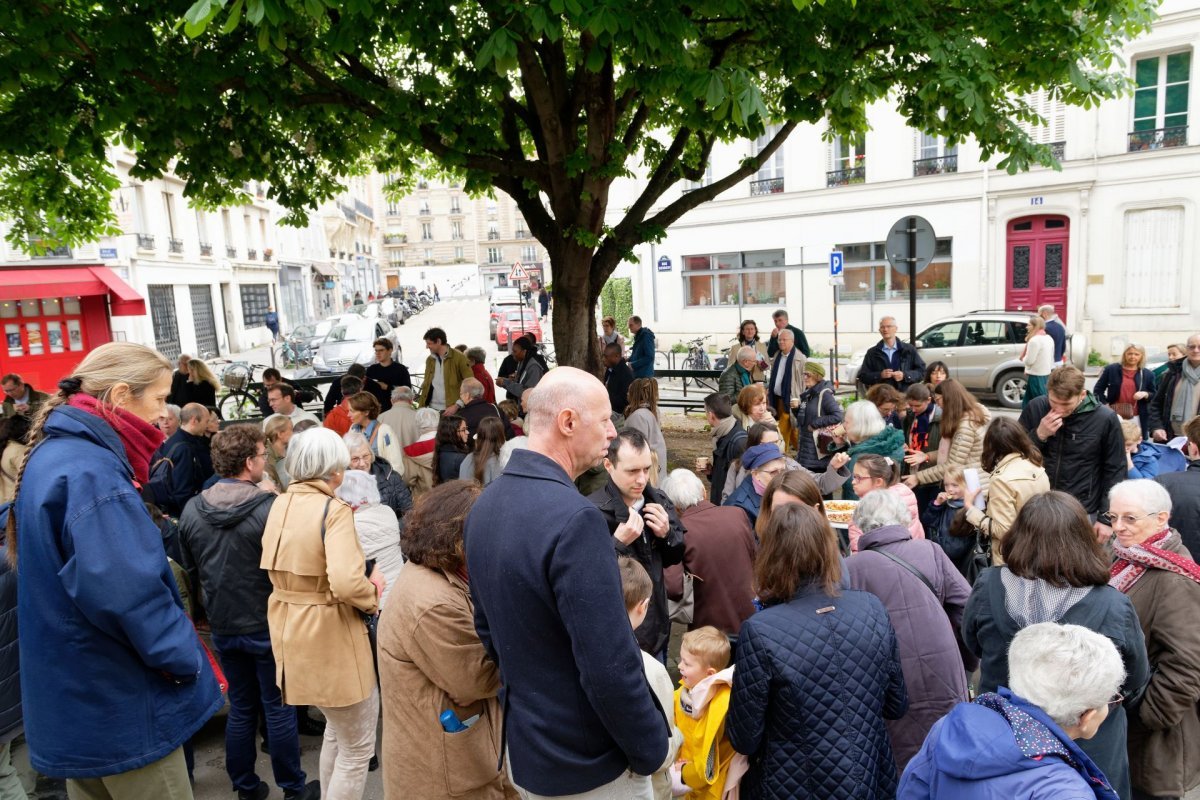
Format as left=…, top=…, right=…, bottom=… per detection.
left=908, top=215, right=918, bottom=344
left=832, top=285, right=839, bottom=390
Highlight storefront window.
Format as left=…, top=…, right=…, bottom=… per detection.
left=2, top=296, right=87, bottom=358
left=683, top=249, right=786, bottom=307
left=240, top=284, right=271, bottom=327
left=836, top=239, right=953, bottom=302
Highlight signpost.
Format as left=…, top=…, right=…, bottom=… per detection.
left=509, top=261, right=530, bottom=340
left=885, top=216, right=937, bottom=346
left=830, top=250, right=844, bottom=388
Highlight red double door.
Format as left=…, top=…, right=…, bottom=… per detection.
left=1005, top=215, right=1069, bottom=322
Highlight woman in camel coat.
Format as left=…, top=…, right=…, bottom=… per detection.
left=378, top=480, right=516, bottom=799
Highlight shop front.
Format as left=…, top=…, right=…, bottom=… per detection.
left=0, top=263, right=147, bottom=394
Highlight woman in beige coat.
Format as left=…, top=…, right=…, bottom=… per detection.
left=962, top=417, right=1050, bottom=564
left=261, top=427, right=384, bottom=800
left=904, top=378, right=991, bottom=491
left=378, top=480, right=517, bottom=800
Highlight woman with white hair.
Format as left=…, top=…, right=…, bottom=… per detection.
left=344, top=430, right=413, bottom=522
left=1105, top=479, right=1200, bottom=800
left=401, top=407, right=441, bottom=496
left=261, top=427, right=385, bottom=799
left=842, top=400, right=905, bottom=500
left=335, top=469, right=403, bottom=608
left=900, top=622, right=1127, bottom=798
left=847, top=489, right=975, bottom=770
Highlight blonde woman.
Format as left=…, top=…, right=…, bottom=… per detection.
left=8, top=342, right=222, bottom=796
left=263, top=413, right=293, bottom=492
left=1020, top=316, right=1053, bottom=408
left=178, top=358, right=221, bottom=408
left=624, top=378, right=668, bottom=485
left=1095, top=343, right=1157, bottom=439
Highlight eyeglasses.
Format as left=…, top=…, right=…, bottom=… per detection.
left=1107, top=693, right=1124, bottom=712
left=851, top=474, right=872, bottom=483
left=1187, top=344, right=1200, bottom=351
left=1098, top=511, right=1163, bottom=526
left=253, top=451, right=267, bottom=460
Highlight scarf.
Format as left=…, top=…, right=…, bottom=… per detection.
left=601, top=330, right=619, bottom=346
left=710, top=415, right=737, bottom=450
left=1170, top=359, right=1200, bottom=425
left=974, top=693, right=1081, bottom=771
left=910, top=405, right=935, bottom=452
left=772, top=348, right=796, bottom=404
left=1109, top=528, right=1200, bottom=593
left=67, top=394, right=164, bottom=486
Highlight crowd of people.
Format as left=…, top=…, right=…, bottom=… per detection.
left=0, top=310, right=1196, bottom=800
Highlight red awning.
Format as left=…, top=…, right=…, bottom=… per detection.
left=0, top=265, right=146, bottom=316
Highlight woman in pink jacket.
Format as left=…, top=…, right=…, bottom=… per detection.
left=848, top=453, right=925, bottom=551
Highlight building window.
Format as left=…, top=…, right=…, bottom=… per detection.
left=423, top=248, right=434, bottom=264
left=750, top=125, right=784, bottom=195
left=421, top=222, right=433, bottom=241
left=240, top=284, right=271, bottom=328
left=487, top=201, right=498, bottom=217
left=487, top=222, right=499, bottom=240
left=682, top=250, right=785, bottom=307
left=451, top=221, right=463, bottom=240
left=1, top=295, right=87, bottom=359
left=487, top=247, right=502, bottom=264
left=450, top=198, right=461, bottom=214
left=684, top=162, right=714, bottom=194
left=913, top=132, right=958, bottom=176
left=1130, top=51, right=1191, bottom=150
left=521, top=245, right=536, bottom=263
left=419, top=200, right=431, bottom=215
left=454, top=246, right=465, bottom=261
left=1122, top=207, right=1183, bottom=308
left=828, top=134, right=867, bottom=186
left=837, top=239, right=953, bottom=302
left=1018, top=89, right=1067, bottom=159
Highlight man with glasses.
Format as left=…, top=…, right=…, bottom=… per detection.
left=1150, top=333, right=1200, bottom=443
left=179, top=424, right=319, bottom=800
left=1018, top=365, right=1126, bottom=542
left=1, top=373, right=48, bottom=419
left=858, top=317, right=926, bottom=392
left=365, top=337, right=410, bottom=413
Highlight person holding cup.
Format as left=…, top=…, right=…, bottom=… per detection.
left=766, top=329, right=807, bottom=453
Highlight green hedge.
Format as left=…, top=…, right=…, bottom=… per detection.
left=600, top=278, right=633, bottom=338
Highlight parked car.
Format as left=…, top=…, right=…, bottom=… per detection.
left=495, top=309, right=542, bottom=351
left=489, top=287, right=525, bottom=340
left=313, top=317, right=402, bottom=375
left=289, top=319, right=335, bottom=355
left=841, top=310, right=1088, bottom=409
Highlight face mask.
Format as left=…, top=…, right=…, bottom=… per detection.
left=752, top=475, right=768, bottom=495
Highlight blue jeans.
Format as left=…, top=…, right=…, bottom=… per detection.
left=211, top=631, right=306, bottom=794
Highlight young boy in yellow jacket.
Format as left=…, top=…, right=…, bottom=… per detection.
left=671, top=627, right=747, bottom=799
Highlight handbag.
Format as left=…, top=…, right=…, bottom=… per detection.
left=668, top=571, right=696, bottom=625
left=806, top=388, right=846, bottom=454
left=1112, top=402, right=1137, bottom=420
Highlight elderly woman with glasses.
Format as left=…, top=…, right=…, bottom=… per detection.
left=901, top=623, right=1128, bottom=799
left=1105, top=479, right=1200, bottom=800
left=344, top=430, right=413, bottom=523
left=962, top=491, right=1150, bottom=799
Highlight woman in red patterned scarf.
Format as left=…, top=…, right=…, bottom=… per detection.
left=1106, top=478, right=1200, bottom=800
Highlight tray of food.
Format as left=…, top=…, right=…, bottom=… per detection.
left=824, top=499, right=858, bottom=528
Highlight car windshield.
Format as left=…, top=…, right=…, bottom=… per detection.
left=325, top=320, right=375, bottom=343
left=314, top=320, right=332, bottom=336
left=505, top=311, right=536, bottom=322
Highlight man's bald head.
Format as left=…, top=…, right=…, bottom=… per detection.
left=527, top=367, right=616, bottom=478
left=180, top=403, right=209, bottom=433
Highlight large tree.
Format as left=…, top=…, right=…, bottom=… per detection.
left=0, top=0, right=1153, bottom=369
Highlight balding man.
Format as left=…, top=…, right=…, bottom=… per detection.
left=379, top=385, right=419, bottom=448
left=147, top=403, right=214, bottom=516
left=767, top=330, right=807, bottom=450
left=719, top=346, right=760, bottom=401
left=457, top=377, right=511, bottom=438
left=466, top=368, right=669, bottom=799
left=1150, top=333, right=1200, bottom=442
left=859, top=316, right=926, bottom=392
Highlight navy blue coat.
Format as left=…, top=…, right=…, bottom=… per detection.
left=629, top=327, right=656, bottom=378
left=723, top=474, right=762, bottom=527
left=13, top=407, right=222, bottom=778
left=728, top=584, right=908, bottom=799
left=465, top=449, right=669, bottom=795
left=0, top=542, right=19, bottom=745
left=1093, top=364, right=1155, bottom=438
left=148, top=429, right=214, bottom=517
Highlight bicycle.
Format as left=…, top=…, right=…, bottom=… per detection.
left=209, top=360, right=271, bottom=421
left=536, top=340, right=557, bottom=367
left=278, top=337, right=313, bottom=368
left=680, top=336, right=716, bottom=389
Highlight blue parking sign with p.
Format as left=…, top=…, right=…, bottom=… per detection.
left=830, top=250, right=844, bottom=277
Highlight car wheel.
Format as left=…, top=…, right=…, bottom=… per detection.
left=498, top=340, right=507, bottom=352
left=994, top=370, right=1026, bottom=409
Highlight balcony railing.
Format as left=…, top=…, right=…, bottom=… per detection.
left=168, top=237, right=183, bottom=253
left=912, top=154, right=958, bottom=177
left=199, top=242, right=213, bottom=257
left=826, top=164, right=866, bottom=187
left=1049, top=141, right=1066, bottom=161
left=515, top=229, right=528, bottom=238
left=418, top=206, right=432, bottom=217
left=247, top=248, right=258, bottom=260
left=1128, top=125, right=1188, bottom=152
left=487, top=232, right=500, bottom=240
left=383, top=234, right=407, bottom=245
left=262, top=249, right=273, bottom=262
left=226, top=245, right=238, bottom=258
left=750, top=177, right=785, bottom=196
left=136, top=233, right=155, bottom=250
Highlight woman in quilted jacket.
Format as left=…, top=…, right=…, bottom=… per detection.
left=902, top=378, right=990, bottom=494
left=728, top=503, right=908, bottom=799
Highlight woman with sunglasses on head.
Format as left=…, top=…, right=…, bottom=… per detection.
left=962, top=491, right=1150, bottom=800
left=1105, top=480, right=1200, bottom=800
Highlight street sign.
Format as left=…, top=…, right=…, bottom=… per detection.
left=886, top=216, right=936, bottom=276
left=509, top=261, right=530, bottom=281
left=657, top=256, right=672, bottom=272
left=99, top=247, right=118, bottom=260
left=829, top=250, right=844, bottom=286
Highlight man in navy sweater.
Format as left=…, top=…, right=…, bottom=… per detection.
left=465, top=367, right=670, bottom=798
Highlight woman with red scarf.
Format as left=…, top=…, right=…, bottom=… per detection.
left=1106, top=479, right=1200, bottom=800
left=5, top=342, right=222, bottom=797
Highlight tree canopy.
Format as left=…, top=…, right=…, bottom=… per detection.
left=0, top=0, right=1155, bottom=368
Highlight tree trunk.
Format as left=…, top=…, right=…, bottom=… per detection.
left=549, top=249, right=603, bottom=375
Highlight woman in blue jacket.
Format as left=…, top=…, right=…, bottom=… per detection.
left=728, top=503, right=907, bottom=798
left=7, top=343, right=222, bottom=797
left=1094, top=345, right=1156, bottom=440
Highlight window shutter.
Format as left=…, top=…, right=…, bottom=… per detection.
left=1123, top=207, right=1184, bottom=308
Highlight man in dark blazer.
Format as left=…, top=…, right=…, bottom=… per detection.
left=601, top=342, right=635, bottom=419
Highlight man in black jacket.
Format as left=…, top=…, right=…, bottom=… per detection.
left=1156, top=414, right=1200, bottom=558
left=179, top=425, right=318, bottom=800
left=858, top=316, right=926, bottom=392
left=365, top=337, right=411, bottom=412
left=601, top=342, right=635, bottom=419
left=149, top=403, right=215, bottom=517
left=1149, top=333, right=1200, bottom=442
left=1018, top=366, right=1125, bottom=542
left=703, top=393, right=746, bottom=505
left=589, top=429, right=686, bottom=660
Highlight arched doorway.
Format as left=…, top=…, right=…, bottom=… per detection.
left=1005, top=215, right=1070, bottom=321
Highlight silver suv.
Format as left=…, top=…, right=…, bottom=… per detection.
left=914, top=311, right=1087, bottom=408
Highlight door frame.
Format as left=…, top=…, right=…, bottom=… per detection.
left=1004, top=214, right=1071, bottom=323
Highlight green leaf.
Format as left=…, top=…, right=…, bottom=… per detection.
left=221, top=0, right=245, bottom=33
left=704, top=73, right=726, bottom=108
left=246, top=0, right=265, bottom=26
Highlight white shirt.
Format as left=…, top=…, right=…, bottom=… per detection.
left=429, top=354, right=447, bottom=410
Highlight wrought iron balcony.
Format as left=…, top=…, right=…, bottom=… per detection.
left=1049, top=141, right=1066, bottom=161
left=199, top=242, right=213, bottom=257
left=750, top=177, right=785, bottom=196
left=487, top=232, right=500, bottom=240
left=227, top=245, right=238, bottom=258
left=168, top=237, right=183, bottom=253
left=418, top=206, right=432, bottom=217
left=912, top=154, right=958, bottom=177
left=247, top=248, right=258, bottom=260
left=136, top=233, right=155, bottom=250
left=826, top=165, right=866, bottom=187
left=1128, top=126, right=1188, bottom=152
left=383, top=234, right=407, bottom=245
left=515, top=229, right=528, bottom=238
